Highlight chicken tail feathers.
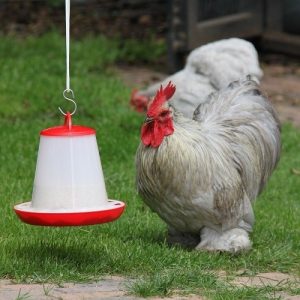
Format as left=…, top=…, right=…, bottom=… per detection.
left=193, top=76, right=281, bottom=200
left=193, top=76, right=279, bottom=129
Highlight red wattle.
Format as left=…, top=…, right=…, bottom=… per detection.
left=141, top=122, right=154, bottom=146
left=141, top=119, right=174, bottom=148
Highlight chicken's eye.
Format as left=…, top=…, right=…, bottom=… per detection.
left=160, top=110, right=169, bottom=118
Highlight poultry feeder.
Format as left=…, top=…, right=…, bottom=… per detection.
left=14, top=112, right=125, bottom=226
left=14, top=0, right=125, bottom=226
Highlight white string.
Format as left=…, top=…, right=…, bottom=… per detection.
left=59, top=0, right=77, bottom=116
left=66, top=0, right=70, bottom=90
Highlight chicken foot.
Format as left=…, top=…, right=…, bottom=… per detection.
left=196, top=227, right=251, bottom=253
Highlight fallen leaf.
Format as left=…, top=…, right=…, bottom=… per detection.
left=291, top=168, right=300, bottom=176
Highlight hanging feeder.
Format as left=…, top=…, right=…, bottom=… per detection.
left=14, top=0, right=125, bottom=226
left=14, top=112, right=125, bottom=226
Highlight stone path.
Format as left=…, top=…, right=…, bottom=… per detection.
left=1, top=277, right=126, bottom=300
left=232, top=272, right=300, bottom=300
left=0, top=276, right=204, bottom=300
left=1, top=272, right=299, bottom=300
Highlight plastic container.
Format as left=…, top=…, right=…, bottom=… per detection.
left=14, top=113, right=125, bottom=226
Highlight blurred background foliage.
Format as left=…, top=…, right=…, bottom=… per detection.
left=0, top=0, right=167, bottom=39
left=0, top=0, right=299, bottom=39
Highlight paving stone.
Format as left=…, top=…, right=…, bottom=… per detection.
left=232, top=272, right=300, bottom=287
left=0, top=277, right=137, bottom=300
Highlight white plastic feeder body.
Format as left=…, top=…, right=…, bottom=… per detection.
left=31, top=113, right=108, bottom=212
left=32, top=135, right=108, bottom=211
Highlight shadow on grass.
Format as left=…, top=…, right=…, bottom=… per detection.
left=11, top=224, right=169, bottom=279
left=15, top=240, right=102, bottom=268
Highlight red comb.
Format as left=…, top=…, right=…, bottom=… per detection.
left=147, top=82, right=176, bottom=116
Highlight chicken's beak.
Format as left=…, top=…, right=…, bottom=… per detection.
left=144, top=116, right=154, bottom=124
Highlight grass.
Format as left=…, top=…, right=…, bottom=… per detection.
left=0, top=32, right=299, bottom=299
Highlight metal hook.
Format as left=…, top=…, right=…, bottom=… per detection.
left=59, top=89, right=77, bottom=116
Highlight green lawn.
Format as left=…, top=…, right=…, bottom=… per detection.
left=0, top=33, right=299, bottom=299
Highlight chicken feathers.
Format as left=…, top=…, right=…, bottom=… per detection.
left=136, top=77, right=280, bottom=253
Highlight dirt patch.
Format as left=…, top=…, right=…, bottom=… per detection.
left=261, top=59, right=300, bottom=127
left=116, top=65, right=166, bottom=90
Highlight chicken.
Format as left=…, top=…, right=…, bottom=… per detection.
left=135, top=79, right=280, bottom=253
left=131, top=38, right=263, bottom=118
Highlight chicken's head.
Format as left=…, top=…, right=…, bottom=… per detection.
left=141, top=81, right=176, bottom=147
left=130, top=90, right=149, bottom=113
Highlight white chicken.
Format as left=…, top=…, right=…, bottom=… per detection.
left=131, top=38, right=263, bottom=118
left=135, top=79, right=280, bottom=253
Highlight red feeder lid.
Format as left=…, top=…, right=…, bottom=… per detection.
left=41, top=112, right=96, bottom=137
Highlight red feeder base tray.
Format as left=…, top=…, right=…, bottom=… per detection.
left=14, top=200, right=125, bottom=226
